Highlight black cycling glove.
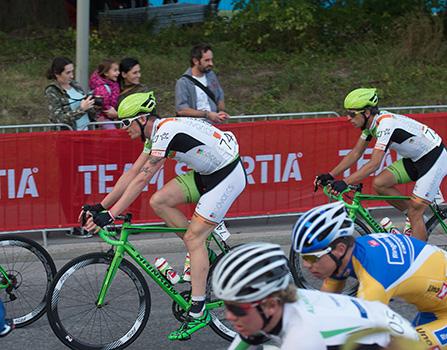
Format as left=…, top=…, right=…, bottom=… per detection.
left=316, top=173, right=334, bottom=186
left=92, top=211, right=115, bottom=228
left=331, top=180, right=348, bottom=193
left=83, top=203, right=106, bottom=213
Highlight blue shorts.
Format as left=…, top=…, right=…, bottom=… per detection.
left=0, top=300, right=5, bottom=331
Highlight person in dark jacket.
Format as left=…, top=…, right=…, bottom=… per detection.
left=45, top=57, right=96, bottom=131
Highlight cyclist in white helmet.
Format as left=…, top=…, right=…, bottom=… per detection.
left=212, top=242, right=420, bottom=350
left=291, top=201, right=447, bottom=349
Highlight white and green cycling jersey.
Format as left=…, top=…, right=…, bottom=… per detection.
left=361, top=111, right=447, bottom=202
left=143, top=117, right=239, bottom=175
left=229, top=289, right=419, bottom=350
left=361, top=110, right=442, bottom=161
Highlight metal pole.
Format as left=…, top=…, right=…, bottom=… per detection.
left=76, top=0, right=90, bottom=91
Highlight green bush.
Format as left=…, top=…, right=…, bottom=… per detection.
left=311, top=0, right=428, bottom=49
left=228, top=0, right=316, bottom=51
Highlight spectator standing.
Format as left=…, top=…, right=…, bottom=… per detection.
left=117, top=57, right=149, bottom=106
left=89, top=59, right=121, bottom=129
left=175, top=43, right=229, bottom=123
left=45, top=57, right=94, bottom=238
left=45, top=57, right=95, bottom=131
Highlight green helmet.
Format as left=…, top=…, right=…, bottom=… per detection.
left=118, top=91, right=157, bottom=119
left=344, top=88, right=378, bottom=110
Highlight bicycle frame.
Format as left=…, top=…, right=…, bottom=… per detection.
left=0, top=265, right=11, bottom=289
left=95, top=220, right=226, bottom=313
left=323, top=186, right=447, bottom=234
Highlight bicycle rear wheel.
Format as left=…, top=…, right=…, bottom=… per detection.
left=46, top=252, right=151, bottom=350
left=289, top=219, right=371, bottom=296
left=426, top=205, right=447, bottom=248
left=0, top=235, right=56, bottom=327
left=207, top=252, right=237, bottom=341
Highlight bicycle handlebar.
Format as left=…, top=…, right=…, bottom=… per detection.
left=80, top=206, right=134, bottom=246
left=322, top=183, right=363, bottom=210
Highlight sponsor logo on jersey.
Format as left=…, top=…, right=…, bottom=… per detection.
left=367, top=240, right=380, bottom=247
left=434, top=326, right=447, bottom=345
left=427, top=285, right=441, bottom=294
left=417, top=328, right=434, bottom=346
left=436, top=283, right=447, bottom=300
left=376, top=128, right=391, bottom=137
left=377, top=235, right=406, bottom=264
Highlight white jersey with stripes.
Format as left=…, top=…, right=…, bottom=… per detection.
left=228, top=289, right=419, bottom=350
left=361, top=110, right=442, bottom=161
left=143, top=117, right=239, bottom=175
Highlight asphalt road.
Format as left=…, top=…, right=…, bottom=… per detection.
left=1, top=210, right=445, bottom=350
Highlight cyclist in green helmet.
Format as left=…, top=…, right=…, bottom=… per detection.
left=314, top=88, right=447, bottom=241
left=82, top=92, right=247, bottom=341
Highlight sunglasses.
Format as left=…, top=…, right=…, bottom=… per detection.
left=224, top=301, right=260, bottom=317
left=346, top=110, right=365, bottom=118
left=300, top=246, right=332, bottom=264
left=120, top=113, right=151, bottom=128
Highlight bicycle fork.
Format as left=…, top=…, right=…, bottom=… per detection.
left=96, top=247, right=125, bottom=307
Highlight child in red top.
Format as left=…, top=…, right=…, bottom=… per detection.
left=89, top=59, right=120, bottom=130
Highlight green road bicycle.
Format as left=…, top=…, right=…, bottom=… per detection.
left=46, top=213, right=236, bottom=350
left=0, top=235, right=56, bottom=327
left=290, top=184, right=447, bottom=295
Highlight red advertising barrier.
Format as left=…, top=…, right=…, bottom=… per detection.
left=1, top=113, right=446, bottom=231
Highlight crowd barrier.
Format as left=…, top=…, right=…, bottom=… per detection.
left=1, top=112, right=446, bottom=232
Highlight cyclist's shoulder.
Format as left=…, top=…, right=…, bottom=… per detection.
left=354, top=233, right=422, bottom=253
left=371, top=110, right=398, bottom=129
left=352, top=234, right=430, bottom=275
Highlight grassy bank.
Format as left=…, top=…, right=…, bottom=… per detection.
left=1, top=21, right=446, bottom=126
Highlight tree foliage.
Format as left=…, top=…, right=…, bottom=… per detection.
left=229, top=0, right=316, bottom=51
left=0, top=0, right=69, bottom=32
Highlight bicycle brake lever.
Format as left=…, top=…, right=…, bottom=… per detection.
left=80, top=210, right=88, bottom=227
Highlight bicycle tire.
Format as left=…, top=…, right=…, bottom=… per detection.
left=46, top=252, right=151, bottom=350
left=289, top=219, right=371, bottom=296
left=207, top=251, right=238, bottom=341
left=425, top=205, right=447, bottom=246
left=0, top=234, right=56, bottom=327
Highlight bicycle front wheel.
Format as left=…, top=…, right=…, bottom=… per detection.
left=47, top=252, right=151, bottom=350
left=207, top=252, right=237, bottom=341
left=289, top=219, right=371, bottom=296
left=0, top=235, right=56, bottom=327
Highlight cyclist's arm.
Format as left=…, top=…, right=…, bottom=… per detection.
left=330, top=138, right=369, bottom=177
left=100, top=152, right=151, bottom=209
left=321, top=277, right=346, bottom=293
left=176, top=107, right=209, bottom=118
left=108, top=155, right=166, bottom=217
left=356, top=271, right=390, bottom=304
left=344, top=148, right=385, bottom=185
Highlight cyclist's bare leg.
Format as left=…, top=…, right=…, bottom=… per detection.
left=183, top=213, right=216, bottom=296
left=408, top=196, right=429, bottom=241
left=373, top=170, right=409, bottom=211
left=150, top=178, right=189, bottom=237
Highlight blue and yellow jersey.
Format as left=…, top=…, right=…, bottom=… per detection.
left=324, top=233, right=447, bottom=315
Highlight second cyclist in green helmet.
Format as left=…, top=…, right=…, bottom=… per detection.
left=314, top=87, right=447, bottom=241
left=82, top=92, right=247, bottom=341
